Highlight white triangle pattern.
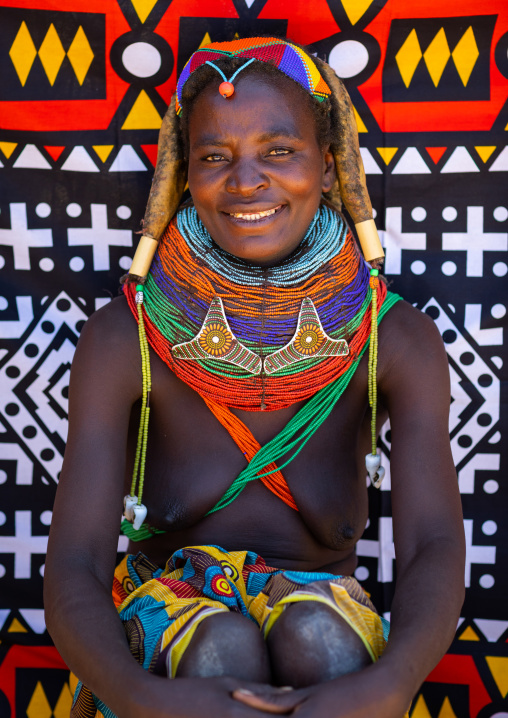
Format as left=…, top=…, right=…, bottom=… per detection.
left=244, top=0, right=256, bottom=6
left=19, top=608, right=46, bottom=634
left=392, top=147, right=431, bottom=175
left=360, top=147, right=382, bottom=174
left=441, top=146, right=480, bottom=173
left=109, top=145, right=147, bottom=172
left=0, top=609, right=10, bottom=631
left=13, top=144, right=52, bottom=170
left=474, top=618, right=508, bottom=642
left=489, top=146, right=508, bottom=171
left=61, top=146, right=100, bottom=172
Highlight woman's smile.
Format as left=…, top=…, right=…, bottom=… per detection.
left=224, top=203, right=286, bottom=224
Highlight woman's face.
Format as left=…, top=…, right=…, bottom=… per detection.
left=187, top=74, right=335, bottom=266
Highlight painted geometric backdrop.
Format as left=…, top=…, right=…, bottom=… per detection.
left=0, top=0, right=507, bottom=716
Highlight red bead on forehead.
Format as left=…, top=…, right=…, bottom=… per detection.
left=219, top=81, right=235, bottom=98
left=203, top=58, right=256, bottom=101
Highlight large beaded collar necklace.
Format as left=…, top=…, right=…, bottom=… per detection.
left=125, top=204, right=381, bottom=411
left=122, top=205, right=400, bottom=536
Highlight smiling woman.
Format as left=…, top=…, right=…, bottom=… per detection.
left=186, top=73, right=335, bottom=264
left=44, top=36, right=464, bottom=718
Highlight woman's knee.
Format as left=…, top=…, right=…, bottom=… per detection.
left=267, top=601, right=372, bottom=687
left=176, top=611, right=271, bottom=682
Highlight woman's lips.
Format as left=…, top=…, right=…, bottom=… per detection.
left=224, top=204, right=285, bottom=224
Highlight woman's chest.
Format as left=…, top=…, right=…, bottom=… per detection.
left=125, top=356, right=372, bottom=555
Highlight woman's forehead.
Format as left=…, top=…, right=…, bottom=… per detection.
left=188, top=74, right=316, bottom=141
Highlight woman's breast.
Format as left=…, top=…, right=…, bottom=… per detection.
left=125, top=358, right=370, bottom=570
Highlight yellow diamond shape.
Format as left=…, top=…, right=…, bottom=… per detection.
left=68, top=26, right=94, bottom=85
left=423, top=28, right=450, bottom=87
left=452, top=26, right=479, bottom=87
left=396, top=29, right=422, bottom=88
left=39, top=23, right=66, bottom=86
left=9, top=21, right=37, bottom=86
left=26, top=682, right=52, bottom=718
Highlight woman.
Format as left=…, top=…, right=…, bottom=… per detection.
left=44, top=38, right=465, bottom=718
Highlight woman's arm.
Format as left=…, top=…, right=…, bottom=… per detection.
left=44, top=297, right=154, bottom=714
left=44, top=297, right=266, bottom=717
left=234, top=301, right=465, bottom=717
left=374, top=302, right=465, bottom=700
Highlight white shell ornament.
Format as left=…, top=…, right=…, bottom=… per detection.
left=365, top=453, right=381, bottom=475
left=132, top=503, right=148, bottom=531
left=372, top=465, right=385, bottom=489
left=365, top=453, right=385, bottom=489
left=123, top=494, right=137, bottom=522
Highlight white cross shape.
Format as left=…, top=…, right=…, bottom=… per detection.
left=356, top=517, right=396, bottom=583
left=442, top=207, right=507, bottom=277
left=67, top=204, right=132, bottom=271
left=463, top=519, right=496, bottom=588
left=379, top=207, right=426, bottom=275
left=0, top=511, right=48, bottom=579
left=0, top=203, right=52, bottom=270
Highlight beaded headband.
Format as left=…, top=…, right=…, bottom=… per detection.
left=175, top=37, right=332, bottom=115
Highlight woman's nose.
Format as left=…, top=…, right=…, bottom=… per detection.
left=225, top=158, right=269, bottom=196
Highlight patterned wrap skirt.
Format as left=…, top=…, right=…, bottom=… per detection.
left=71, top=545, right=390, bottom=717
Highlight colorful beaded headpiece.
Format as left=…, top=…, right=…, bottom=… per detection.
left=175, top=37, right=332, bottom=115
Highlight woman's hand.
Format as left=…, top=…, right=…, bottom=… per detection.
left=232, top=664, right=410, bottom=718
left=127, top=675, right=301, bottom=718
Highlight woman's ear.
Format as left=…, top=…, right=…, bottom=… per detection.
left=322, top=146, right=336, bottom=193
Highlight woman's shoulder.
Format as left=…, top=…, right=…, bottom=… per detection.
left=378, top=296, right=448, bottom=380
left=71, top=294, right=142, bottom=394
left=79, top=294, right=138, bottom=350
left=380, top=296, right=443, bottom=346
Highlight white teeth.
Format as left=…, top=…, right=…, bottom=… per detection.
left=231, top=206, right=280, bottom=221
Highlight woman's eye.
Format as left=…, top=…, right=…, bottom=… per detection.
left=204, top=154, right=225, bottom=162
left=268, top=148, right=291, bottom=156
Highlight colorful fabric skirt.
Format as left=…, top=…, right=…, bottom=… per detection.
left=71, top=545, right=389, bottom=717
